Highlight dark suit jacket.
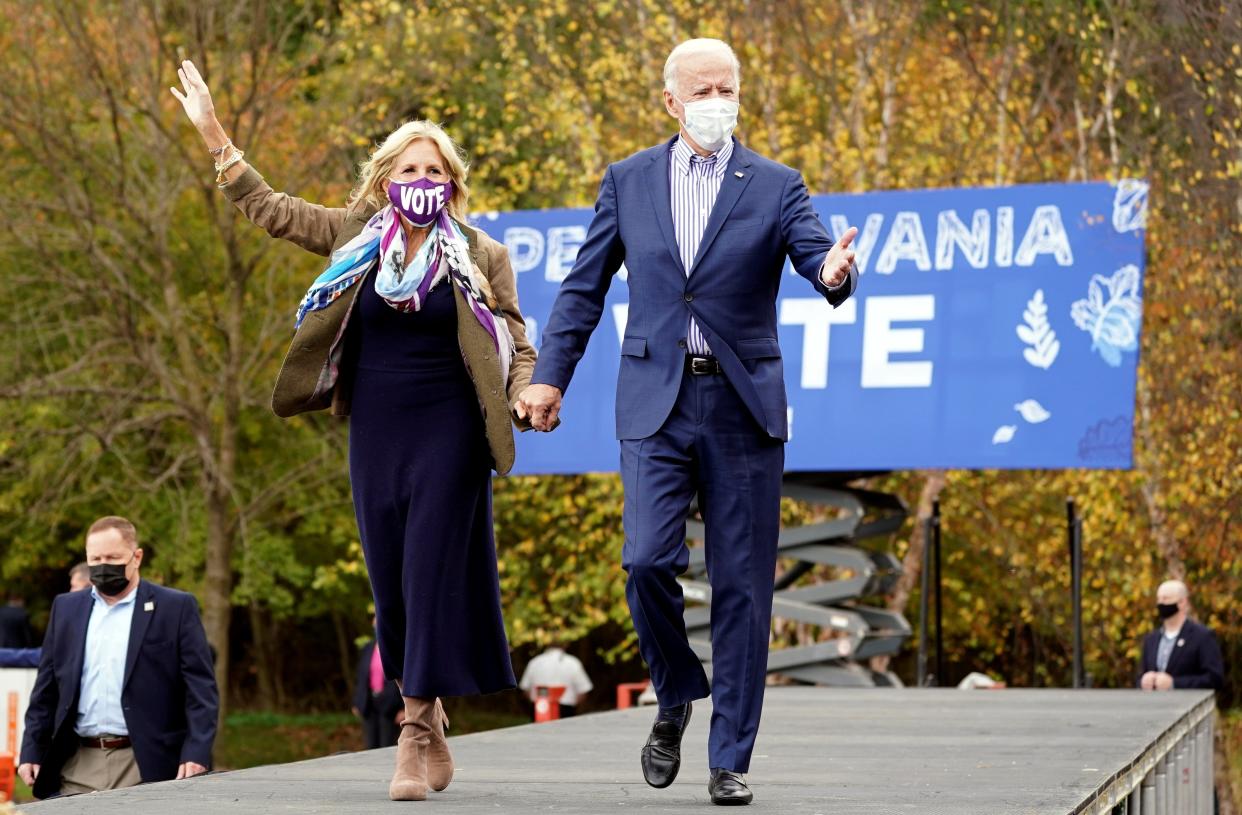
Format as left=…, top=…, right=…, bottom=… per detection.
left=0, top=605, right=35, bottom=648
left=352, top=640, right=402, bottom=719
left=532, top=136, right=857, bottom=441
left=1137, top=618, right=1225, bottom=691
left=19, top=580, right=219, bottom=799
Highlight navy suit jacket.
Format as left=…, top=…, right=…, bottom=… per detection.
left=20, top=580, right=219, bottom=799
left=0, top=605, right=35, bottom=648
left=352, top=640, right=402, bottom=719
left=1137, top=618, right=1225, bottom=691
left=533, top=136, right=857, bottom=441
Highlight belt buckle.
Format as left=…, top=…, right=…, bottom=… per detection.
left=689, top=357, right=711, bottom=375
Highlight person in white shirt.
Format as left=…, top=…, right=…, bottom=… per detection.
left=518, top=646, right=594, bottom=717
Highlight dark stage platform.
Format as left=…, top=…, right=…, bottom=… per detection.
left=21, top=687, right=1215, bottom=814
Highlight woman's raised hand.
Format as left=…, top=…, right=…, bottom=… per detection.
left=170, top=60, right=216, bottom=131
left=170, top=58, right=240, bottom=176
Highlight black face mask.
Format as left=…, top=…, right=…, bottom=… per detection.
left=1156, top=602, right=1180, bottom=619
left=89, top=560, right=132, bottom=597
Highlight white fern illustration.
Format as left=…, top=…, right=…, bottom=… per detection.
left=1016, top=289, right=1060, bottom=369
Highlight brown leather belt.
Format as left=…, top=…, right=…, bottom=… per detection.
left=80, top=735, right=131, bottom=749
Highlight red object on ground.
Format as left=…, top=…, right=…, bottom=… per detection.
left=533, top=685, right=566, bottom=723
left=0, top=752, right=13, bottom=803
left=1, top=690, right=14, bottom=801
left=615, top=681, right=650, bottom=710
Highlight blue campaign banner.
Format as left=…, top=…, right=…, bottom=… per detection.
left=471, top=179, right=1148, bottom=474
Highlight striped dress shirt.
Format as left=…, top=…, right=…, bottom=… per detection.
left=670, top=136, right=734, bottom=356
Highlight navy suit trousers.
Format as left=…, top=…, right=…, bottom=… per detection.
left=620, top=368, right=783, bottom=773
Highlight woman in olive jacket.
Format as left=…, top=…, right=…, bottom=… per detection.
left=174, top=60, right=537, bottom=802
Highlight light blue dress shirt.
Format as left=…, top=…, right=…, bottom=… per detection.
left=75, top=586, right=137, bottom=737
left=1156, top=627, right=1181, bottom=673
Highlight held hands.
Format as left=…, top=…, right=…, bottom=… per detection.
left=176, top=761, right=209, bottom=780
left=515, top=384, right=563, bottom=432
left=1139, top=671, right=1175, bottom=691
left=169, top=60, right=216, bottom=131
left=820, top=225, right=858, bottom=288
left=17, top=762, right=39, bottom=787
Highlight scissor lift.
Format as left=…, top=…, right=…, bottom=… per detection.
left=679, top=472, right=911, bottom=687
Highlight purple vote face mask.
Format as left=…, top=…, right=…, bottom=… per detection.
left=387, top=177, right=453, bottom=227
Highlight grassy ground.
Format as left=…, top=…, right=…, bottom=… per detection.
left=216, top=705, right=527, bottom=770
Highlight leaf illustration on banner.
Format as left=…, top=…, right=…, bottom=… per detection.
left=1070, top=265, right=1143, bottom=367
left=1016, top=289, right=1059, bottom=369
left=992, top=425, right=1017, bottom=445
left=1014, top=399, right=1051, bottom=423
left=1112, top=179, right=1149, bottom=233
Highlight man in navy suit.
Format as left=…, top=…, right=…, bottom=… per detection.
left=519, top=38, right=857, bottom=805
left=1137, top=579, right=1224, bottom=692
left=18, top=516, right=218, bottom=798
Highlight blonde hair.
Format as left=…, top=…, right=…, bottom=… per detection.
left=349, top=121, right=471, bottom=219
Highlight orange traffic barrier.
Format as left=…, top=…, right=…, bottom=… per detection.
left=533, top=685, right=566, bottom=723
left=5, top=691, right=15, bottom=754
left=615, top=681, right=650, bottom=710
left=0, top=752, right=14, bottom=803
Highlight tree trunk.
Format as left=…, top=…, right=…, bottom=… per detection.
left=870, top=470, right=947, bottom=674
left=250, top=603, right=276, bottom=710
left=333, top=610, right=356, bottom=702
left=202, top=484, right=235, bottom=717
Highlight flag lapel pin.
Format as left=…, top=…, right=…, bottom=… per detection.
left=144, top=601, right=155, bottom=612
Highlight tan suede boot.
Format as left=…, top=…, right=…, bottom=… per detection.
left=389, top=696, right=434, bottom=801
left=427, top=698, right=454, bottom=792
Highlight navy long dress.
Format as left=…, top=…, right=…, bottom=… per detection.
left=348, top=267, right=516, bottom=698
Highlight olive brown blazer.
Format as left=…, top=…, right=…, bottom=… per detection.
left=221, top=166, right=536, bottom=475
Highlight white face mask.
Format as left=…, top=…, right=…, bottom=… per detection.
left=676, top=96, right=738, bottom=152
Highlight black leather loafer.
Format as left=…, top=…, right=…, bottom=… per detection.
left=640, top=702, right=692, bottom=788
left=708, top=769, right=753, bottom=805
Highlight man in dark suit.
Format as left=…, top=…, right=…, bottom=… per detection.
left=0, top=596, right=35, bottom=648
left=18, top=516, right=218, bottom=798
left=1138, top=579, right=1225, bottom=692
left=518, top=38, right=857, bottom=806
left=352, top=620, right=403, bottom=749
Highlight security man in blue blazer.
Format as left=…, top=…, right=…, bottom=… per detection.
left=19, top=516, right=218, bottom=798
left=519, top=38, right=857, bottom=806
left=1138, top=579, right=1225, bottom=692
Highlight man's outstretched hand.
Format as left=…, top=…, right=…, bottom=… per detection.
left=516, top=384, right=563, bottom=432
left=820, top=225, right=858, bottom=288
